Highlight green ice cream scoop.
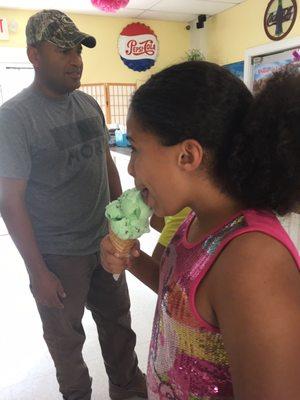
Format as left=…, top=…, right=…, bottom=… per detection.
left=105, top=188, right=152, bottom=240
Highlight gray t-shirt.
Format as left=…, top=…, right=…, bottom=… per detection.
left=0, top=85, right=110, bottom=255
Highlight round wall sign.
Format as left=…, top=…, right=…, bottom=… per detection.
left=118, top=22, right=159, bottom=72
left=264, top=0, right=297, bottom=41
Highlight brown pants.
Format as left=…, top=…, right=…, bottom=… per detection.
left=36, top=252, right=139, bottom=400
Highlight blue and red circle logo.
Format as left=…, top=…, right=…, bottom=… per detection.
left=118, top=23, right=159, bottom=72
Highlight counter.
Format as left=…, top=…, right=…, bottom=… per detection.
left=110, top=146, right=134, bottom=191
left=110, top=146, right=131, bottom=159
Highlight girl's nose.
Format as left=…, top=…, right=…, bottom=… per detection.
left=127, top=156, right=134, bottom=177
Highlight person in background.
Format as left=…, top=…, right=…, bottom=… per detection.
left=101, top=61, right=300, bottom=400
left=0, top=9, right=146, bottom=400
left=150, top=208, right=190, bottom=263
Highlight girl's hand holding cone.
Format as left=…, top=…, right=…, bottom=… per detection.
left=100, top=233, right=140, bottom=276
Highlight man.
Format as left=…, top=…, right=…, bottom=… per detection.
left=0, top=9, right=146, bottom=400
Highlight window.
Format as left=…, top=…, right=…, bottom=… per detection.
left=80, top=82, right=136, bottom=126
left=79, top=83, right=107, bottom=118
left=106, top=83, right=136, bottom=126
left=0, top=64, right=34, bottom=106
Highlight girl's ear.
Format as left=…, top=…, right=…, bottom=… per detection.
left=177, top=139, right=203, bottom=171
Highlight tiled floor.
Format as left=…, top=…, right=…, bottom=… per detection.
left=0, top=226, right=159, bottom=400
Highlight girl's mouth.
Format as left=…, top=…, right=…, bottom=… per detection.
left=137, top=184, right=153, bottom=208
left=140, top=188, right=149, bottom=204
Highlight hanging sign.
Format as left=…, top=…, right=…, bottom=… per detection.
left=0, top=17, right=9, bottom=40
left=118, top=22, right=159, bottom=72
left=264, top=0, right=297, bottom=41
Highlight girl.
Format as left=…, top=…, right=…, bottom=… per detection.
left=101, top=61, right=300, bottom=400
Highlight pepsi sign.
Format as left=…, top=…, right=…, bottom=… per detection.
left=118, top=22, right=159, bottom=72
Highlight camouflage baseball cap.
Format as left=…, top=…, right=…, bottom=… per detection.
left=26, top=9, right=96, bottom=49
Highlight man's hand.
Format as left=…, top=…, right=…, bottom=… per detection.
left=30, top=269, right=66, bottom=309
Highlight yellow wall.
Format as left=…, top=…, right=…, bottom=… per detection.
left=4, top=2, right=299, bottom=80
left=0, top=8, right=189, bottom=84
left=206, top=0, right=300, bottom=64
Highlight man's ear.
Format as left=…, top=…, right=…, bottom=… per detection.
left=177, top=139, right=203, bottom=172
left=27, top=46, right=40, bottom=69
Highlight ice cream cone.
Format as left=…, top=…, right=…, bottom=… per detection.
left=109, top=228, right=135, bottom=257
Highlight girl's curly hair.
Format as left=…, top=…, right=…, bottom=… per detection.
left=130, top=61, right=300, bottom=215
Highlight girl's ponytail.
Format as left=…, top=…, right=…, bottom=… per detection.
left=226, top=68, right=300, bottom=215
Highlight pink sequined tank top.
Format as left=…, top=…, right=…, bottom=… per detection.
left=147, top=209, right=300, bottom=399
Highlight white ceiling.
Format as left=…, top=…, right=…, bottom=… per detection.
left=0, top=0, right=246, bottom=22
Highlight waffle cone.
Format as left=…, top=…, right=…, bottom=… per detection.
left=109, top=228, right=135, bottom=256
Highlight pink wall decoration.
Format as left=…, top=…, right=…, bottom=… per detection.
left=91, top=0, right=129, bottom=13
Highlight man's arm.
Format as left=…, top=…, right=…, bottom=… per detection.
left=106, top=148, right=122, bottom=201
left=0, top=177, right=66, bottom=308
